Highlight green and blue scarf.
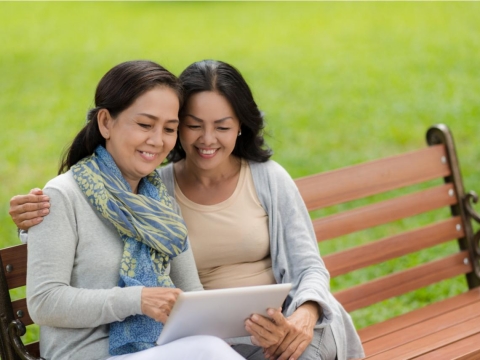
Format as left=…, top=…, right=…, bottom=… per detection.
left=71, top=146, right=188, bottom=355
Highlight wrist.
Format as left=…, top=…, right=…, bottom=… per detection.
left=299, top=301, right=321, bottom=318
left=293, top=301, right=321, bottom=327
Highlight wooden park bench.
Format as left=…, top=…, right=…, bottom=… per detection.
left=1, top=123, right=479, bottom=359
left=296, top=124, right=480, bottom=359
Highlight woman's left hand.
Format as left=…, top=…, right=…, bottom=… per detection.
left=245, top=301, right=320, bottom=360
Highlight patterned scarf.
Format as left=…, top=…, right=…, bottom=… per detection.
left=71, top=146, right=188, bottom=355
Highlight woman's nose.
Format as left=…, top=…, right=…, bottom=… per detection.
left=146, top=128, right=164, bottom=147
left=201, top=128, right=215, bottom=145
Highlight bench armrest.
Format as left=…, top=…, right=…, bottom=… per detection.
left=8, top=320, right=44, bottom=360
left=464, top=191, right=480, bottom=223
left=464, top=191, right=480, bottom=281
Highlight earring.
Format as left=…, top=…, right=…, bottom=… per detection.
left=238, top=131, right=242, bottom=136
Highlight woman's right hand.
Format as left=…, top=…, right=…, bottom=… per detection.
left=9, top=188, right=50, bottom=230
left=141, top=287, right=182, bottom=324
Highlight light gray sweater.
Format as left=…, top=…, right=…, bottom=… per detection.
left=158, top=160, right=365, bottom=360
left=27, top=171, right=203, bottom=360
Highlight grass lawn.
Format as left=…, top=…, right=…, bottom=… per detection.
left=1, top=1, right=480, bottom=335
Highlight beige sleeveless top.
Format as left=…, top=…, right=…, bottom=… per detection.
left=174, top=160, right=275, bottom=290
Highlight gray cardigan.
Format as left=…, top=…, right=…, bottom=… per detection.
left=158, top=160, right=365, bottom=360
left=26, top=171, right=202, bottom=360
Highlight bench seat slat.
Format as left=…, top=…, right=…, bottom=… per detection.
left=363, top=297, right=480, bottom=356
left=324, top=217, right=464, bottom=277
left=314, top=183, right=457, bottom=241
left=12, top=298, right=33, bottom=326
left=296, top=144, right=450, bottom=211
left=359, top=288, right=480, bottom=342
left=413, top=332, right=480, bottom=360
left=365, top=316, right=480, bottom=360
left=0, top=244, right=27, bottom=289
left=335, top=251, right=472, bottom=312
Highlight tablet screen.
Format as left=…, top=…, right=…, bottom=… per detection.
left=157, top=283, right=292, bottom=345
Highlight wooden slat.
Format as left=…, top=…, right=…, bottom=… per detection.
left=0, top=244, right=27, bottom=289
left=324, top=217, right=464, bottom=277
left=365, top=316, right=480, bottom=360
left=296, top=144, right=450, bottom=211
left=314, top=183, right=457, bottom=241
left=12, top=298, right=33, bottom=326
left=334, top=251, right=471, bottom=312
left=359, top=288, right=480, bottom=342
left=414, top=331, right=480, bottom=360
left=25, top=341, right=40, bottom=357
left=363, top=299, right=480, bottom=356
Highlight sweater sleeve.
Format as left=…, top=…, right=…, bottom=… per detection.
left=19, top=229, right=28, bottom=244
left=158, top=170, right=204, bottom=292
left=26, top=184, right=143, bottom=329
left=250, top=161, right=334, bottom=327
left=169, top=241, right=204, bottom=292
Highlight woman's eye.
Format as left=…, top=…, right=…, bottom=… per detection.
left=138, top=123, right=151, bottom=129
left=187, top=125, right=201, bottom=130
left=217, top=127, right=231, bottom=131
left=165, top=127, right=177, bottom=134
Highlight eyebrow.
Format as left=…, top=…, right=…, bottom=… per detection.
left=137, top=113, right=179, bottom=123
left=184, top=114, right=234, bottom=123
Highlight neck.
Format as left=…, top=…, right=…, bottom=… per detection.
left=126, top=179, right=140, bottom=194
left=178, top=156, right=241, bottom=188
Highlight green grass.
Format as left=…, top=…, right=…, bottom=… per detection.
left=1, top=1, right=480, bottom=337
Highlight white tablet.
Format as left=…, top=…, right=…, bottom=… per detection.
left=157, top=283, right=292, bottom=345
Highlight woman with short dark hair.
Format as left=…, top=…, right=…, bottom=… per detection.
left=158, top=59, right=364, bottom=360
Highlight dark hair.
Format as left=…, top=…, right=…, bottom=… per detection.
left=167, top=60, right=272, bottom=163
left=58, top=60, right=182, bottom=174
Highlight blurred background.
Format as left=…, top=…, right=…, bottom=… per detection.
left=1, top=2, right=479, bottom=330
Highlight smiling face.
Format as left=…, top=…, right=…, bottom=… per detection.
left=98, top=86, right=180, bottom=192
left=179, top=91, right=241, bottom=173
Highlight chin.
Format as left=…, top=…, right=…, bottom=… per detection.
left=138, top=167, right=157, bottom=177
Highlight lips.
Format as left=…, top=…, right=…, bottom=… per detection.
left=138, top=150, right=157, bottom=160
left=198, top=148, right=217, bottom=155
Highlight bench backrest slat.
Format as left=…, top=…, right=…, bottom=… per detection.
left=12, top=298, right=32, bottom=327
left=25, top=342, right=40, bottom=358
left=1, top=245, right=27, bottom=290
left=296, top=144, right=450, bottom=211
left=335, top=251, right=471, bottom=312
left=323, top=216, right=464, bottom=277
left=313, top=183, right=456, bottom=241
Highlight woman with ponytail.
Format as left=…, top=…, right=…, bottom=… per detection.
left=19, top=60, right=244, bottom=360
